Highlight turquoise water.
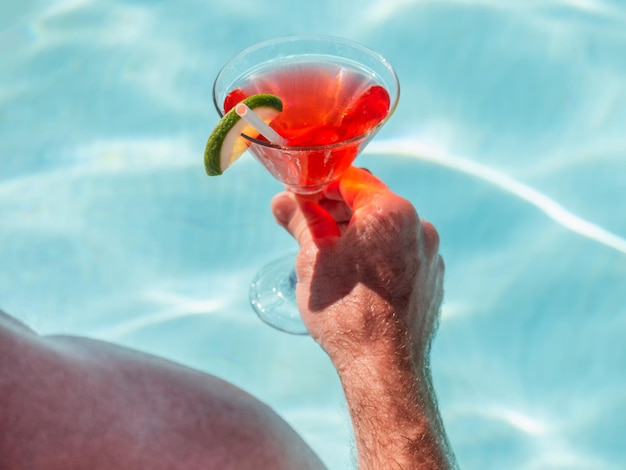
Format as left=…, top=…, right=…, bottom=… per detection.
left=2, top=1, right=626, bottom=468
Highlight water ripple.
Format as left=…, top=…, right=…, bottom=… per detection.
left=93, top=288, right=235, bottom=340
left=365, top=139, right=626, bottom=256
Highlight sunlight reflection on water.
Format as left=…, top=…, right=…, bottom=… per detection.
left=1, top=0, right=626, bottom=468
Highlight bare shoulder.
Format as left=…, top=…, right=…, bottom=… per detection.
left=0, top=311, right=325, bottom=469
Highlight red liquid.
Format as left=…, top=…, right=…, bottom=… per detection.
left=224, top=62, right=391, bottom=190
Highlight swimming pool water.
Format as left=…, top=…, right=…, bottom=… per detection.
left=1, top=1, right=625, bottom=468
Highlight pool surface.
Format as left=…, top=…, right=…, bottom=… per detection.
left=2, top=1, right=626, bottom=468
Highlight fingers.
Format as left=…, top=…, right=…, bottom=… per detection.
left=324, top=166, right=388, bottom=209
left=318, top=199, right=352, bottom=225
left=272, top=166, right=425, bottom=248
left=420, top=219, right=441, bottom=255
left=271, top=191, right=298, bottom=228
left=271, top=192, right=341, bottom=246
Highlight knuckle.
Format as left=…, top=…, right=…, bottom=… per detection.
left=420, top=220, right=441, bottom=253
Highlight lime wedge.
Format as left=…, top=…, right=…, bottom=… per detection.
left=204, top=94, right=283, bottom=176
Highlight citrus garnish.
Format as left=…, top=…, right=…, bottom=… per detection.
left=204, top=93, right=283, bottom=176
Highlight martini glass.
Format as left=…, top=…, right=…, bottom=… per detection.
left=213, top=35, right=399, bottom=334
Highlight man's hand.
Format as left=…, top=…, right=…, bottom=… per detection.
left=272, top=166, right=443, bottom=373
left=272, top=167, right=456, bottom=469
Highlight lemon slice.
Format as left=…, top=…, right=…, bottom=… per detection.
left=204, top=94, right=283, bottom=176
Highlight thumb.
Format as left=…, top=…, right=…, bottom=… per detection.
left=271, top=192, right=340, bottom=247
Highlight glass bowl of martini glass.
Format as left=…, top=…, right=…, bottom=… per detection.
left=212, top=35, right=399, bottom=334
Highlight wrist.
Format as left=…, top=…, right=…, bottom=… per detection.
left=329, top=338, right=453, bottom=469
left=333, top=343, right=430, bottom=420
left=323, top=315, right=428, bottom=383
left=338, top=356, right=448, bottom=469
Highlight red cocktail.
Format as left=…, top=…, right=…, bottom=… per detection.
left=213, top=36, right=399, bottom=195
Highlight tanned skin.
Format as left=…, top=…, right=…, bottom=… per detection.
left=0, top=311, right=325, bottom=470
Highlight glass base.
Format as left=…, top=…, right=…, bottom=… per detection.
left=249, top=253, right=308, bottom=335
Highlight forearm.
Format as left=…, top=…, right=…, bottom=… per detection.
left=335, top=350, right=456, bottom=470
